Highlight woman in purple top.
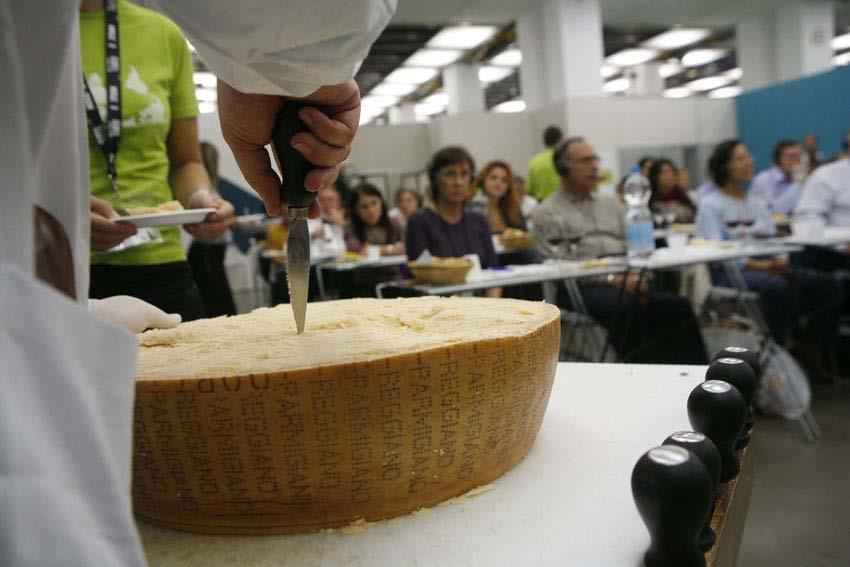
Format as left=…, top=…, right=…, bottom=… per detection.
left=405, top=146, right=499, bottom=270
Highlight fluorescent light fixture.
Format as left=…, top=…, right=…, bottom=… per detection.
left=478, top=66, right=514, bottom=83
left=724, top=67, right=743, bottom=80
left=659, top=60, right=683, bottom=78
left=603, top=78, right=630, bottom=93
left=491, top=100, right=526, bottom=113
left=427, top=25, right=498, bottom=50
left=833, top=52, right=850, bottom=66
left=489, top=47, right=522, bottom=67
left=663, top=87, right=692, bottom=98
left=831, top=33, right=850, bottom=51
left=600, top=64, right=620, bottom=78
left=193, top=72, right=216, bottom=88
left=195, top=88, right=217, bottom=102
left=708, top=85, right=743, bottom=98
left=384, top=67, right=439, bottom=85
left=370, top=83, right=417, bottom=97
left=186, top=40, right=196, bottom=53
left=686, top=75, right=733, bottom=92
left=359, top=106, right=384, bottom=125
left=405, top=49, right=463, bottom=67
left=198, top=102, right=216, bottom=114
left=681, top=48, right=727, bottom=67
left=361, top=95, right=400, bottom=109
left=422, top=92, right=449, bottom=106
left=605, top=48, right=659, bottom=67
left=415, top=102, right=446, bottom=116
left=643, top=28, right=711, bottom=51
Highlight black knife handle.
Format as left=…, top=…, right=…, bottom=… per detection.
left=271, top=101, right=318, bottom=209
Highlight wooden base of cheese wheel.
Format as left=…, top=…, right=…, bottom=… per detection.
left=132, top=298, right=560, bottom=534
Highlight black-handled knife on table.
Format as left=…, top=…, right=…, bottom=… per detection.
left=271, top=101, right=316, bottom=334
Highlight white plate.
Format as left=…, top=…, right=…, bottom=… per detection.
left=117, top=208, right=216, bottom=228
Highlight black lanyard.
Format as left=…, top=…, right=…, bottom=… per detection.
left=82, top=0, right=121, bottom=194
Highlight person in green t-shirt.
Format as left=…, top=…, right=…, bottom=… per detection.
left=80, top=0, right=234, bottom=321
left=526, top=125, right=564, bottom=201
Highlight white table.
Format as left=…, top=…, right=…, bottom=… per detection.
left=629, top=242, right=802, bottom=271
left=784, top=226, right=850, bottom=247
left=376, top=262, right=626, bottom=298
left=139, top=363, right=751, bottom=567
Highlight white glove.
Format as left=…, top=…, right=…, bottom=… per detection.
left=88, top=296, right=182, bottom=333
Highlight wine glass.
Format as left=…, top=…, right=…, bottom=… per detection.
left=565, top=226, right=585, bottom=260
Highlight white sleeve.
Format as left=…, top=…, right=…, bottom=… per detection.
left=153, top=0, right=396, bottom=96
left=795, top=170, right=830, bottom=217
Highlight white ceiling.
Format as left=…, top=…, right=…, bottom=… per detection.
left=392, top=0, right=850, bottom=28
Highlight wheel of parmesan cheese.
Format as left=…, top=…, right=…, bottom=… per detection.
left=133, top=297, right=560, bottom=534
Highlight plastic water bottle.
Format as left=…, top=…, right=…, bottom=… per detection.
left=623, top=172, right=655, bottom=259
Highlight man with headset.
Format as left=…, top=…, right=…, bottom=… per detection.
left=531, top=137, right=708, bottom=364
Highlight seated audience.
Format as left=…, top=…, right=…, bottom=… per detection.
left=513, top=175, right=539, bottom=220
left=750, top=139, right=803, bottom=215
left=470, top=160, right=526, bottom=234
left=697, top=139, right=839, bottom=375
left=311, top=186, right=347, bottom=257
left=648, top=158, right=697, bottom=225
left=694, top=177, right=718, bottom=202
left=802, top=133, right=824, bottom=175
left=795, top=150, right=850, bottom=227
left=638, top=156, right=655, bottom=178
left=532, top=137, right=708, bottom=364
left=406, top=146, right=500, bottom=298
left=388, top=187, right=422, bottom=239
left=344, top=183, right=403, bottom=254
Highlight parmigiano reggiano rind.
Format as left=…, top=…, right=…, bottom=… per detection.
left=133, top=297, right=560, bottom=534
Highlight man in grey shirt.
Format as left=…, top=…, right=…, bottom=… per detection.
left=532, top=137, right=707, bottom=364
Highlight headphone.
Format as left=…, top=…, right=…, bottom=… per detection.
left=552, top=137, right=584, bottom=177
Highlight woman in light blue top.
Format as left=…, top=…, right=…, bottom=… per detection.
left=696, top=140, right=839, bottom=373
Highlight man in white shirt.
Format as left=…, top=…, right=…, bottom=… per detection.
left=795, top=156, right=850, bottom=227
left=750, top=140, right=803, bottom=215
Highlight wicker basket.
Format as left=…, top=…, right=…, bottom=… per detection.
left=408, top=260, right=473, bottom=285
left=499, top=233, right=534, bottom=250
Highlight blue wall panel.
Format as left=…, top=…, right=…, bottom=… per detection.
left=736, top=67, right=850, bottom=173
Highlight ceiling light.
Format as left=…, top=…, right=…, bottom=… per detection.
left=427, top=25, right=498, bottom=50
left=642, top=28, right=711, bottom=51
left=833, top=52, right=850, bottom=66
left=708, top=85, right=743, bottom=98
left=831, top=33, right=850, bottom=51
left=491, top=100, right=526, bottom=113
left=198, top=102, right=216, bottom=114
left=414, top=102, right=446, bottom=116
left=405, top=49, right=463, bottom=68
left=370, top=83, right=417, bottom=97
left=193, top=72, right=216, bottom=88
left=384, top=67, right=439, bottom=85
left=422, top=92, right=449, bottom=106
left=195, top=88, right=217, bottom=102
left=659, top=60, right=683, bottom=78
left=186, top=40, right=196, bottom=53
left=489, top=47, right=522, bottom=67
left=478, top=66, right=514, bottom=83
left=663, top=87, right=692, bottom=98
left=600, top=64, right=620, bottom=78
left=681, top=48, right=728, bottom=67
left=686, top=75, right=733, bottom=92
left=361, top=95, right=400, bottom=109
left=723, top=67, right=744, bottom=80
left=603, top=78, right=630, bottom=93
left=605, top=48, right=659, bottom=67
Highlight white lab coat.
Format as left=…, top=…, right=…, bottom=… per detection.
left=0, top=1, right=394, bottom=565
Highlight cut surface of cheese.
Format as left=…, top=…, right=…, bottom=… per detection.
left=138, top=297, right=557, bottom=381
left=133, top=297, right=560, bottom=534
